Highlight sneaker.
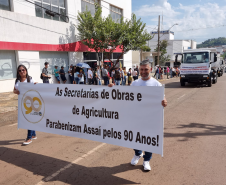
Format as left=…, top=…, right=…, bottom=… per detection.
left=143, top=161, right=151, bottom=171
left=131, top=153, right=143, bottom=165
left=23, top=139, right=32, bottom=145
left=32, top=136, right=37, bottom=140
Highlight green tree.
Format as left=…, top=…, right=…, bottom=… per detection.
left=77, top=5, right=152, bottom=67
left=140, top=45, right=151, bottom=52
left=197, top=37, right=226, bottom=48
left=154, top=40, right=170, bottom=65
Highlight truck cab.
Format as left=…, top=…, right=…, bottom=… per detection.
left=175, top=49, right=218, bottom=87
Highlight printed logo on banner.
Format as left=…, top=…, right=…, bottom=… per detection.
left=21, top=90, right=45, bottom=123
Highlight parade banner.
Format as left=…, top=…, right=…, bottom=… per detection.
left=18, top=83, right=164, bottom=156
left=180, top=63, right=210, bottom=75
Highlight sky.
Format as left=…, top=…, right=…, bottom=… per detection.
left=132, top=0, right=226, bottom=44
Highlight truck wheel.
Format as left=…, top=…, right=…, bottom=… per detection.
left=181, top=80, right=185, bottom=86
left=208, top=80, right=212, bottom=87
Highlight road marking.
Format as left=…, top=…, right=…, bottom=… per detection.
left=8, top=123, right=17, bottom=127
left=177, top=94, right=186, bottom=100
left=35, top=143, right=106, bottom=185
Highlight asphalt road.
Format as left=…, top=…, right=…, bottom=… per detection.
left=0, top=76, right=226, bottom=185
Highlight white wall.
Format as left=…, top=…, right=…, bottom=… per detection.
left=68, top=52, right=83, bottom=65
left=17, top=51, right=41, bottom=83
left=0, top=0, right=132, bottom=92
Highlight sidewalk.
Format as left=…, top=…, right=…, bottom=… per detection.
left=0, top=92, right=18, bottom=126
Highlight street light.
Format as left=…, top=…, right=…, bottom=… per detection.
left=168, top=23, right=179, bottom=32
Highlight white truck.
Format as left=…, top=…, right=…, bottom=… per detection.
left=175, top=48, right=220, bottom=87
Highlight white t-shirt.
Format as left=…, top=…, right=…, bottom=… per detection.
left=79, top=74, right=84, bottom=82
left=14, top=78, right=35, bottom=90
left=132, top=70, right=137, bottom=76
left=131, top=77, right=162, bottom=87
left=88, top=70, right=93, bottom=79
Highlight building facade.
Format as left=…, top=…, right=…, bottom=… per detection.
left=0, top=0, right=132, bottom=92
left=132, top=30, right=197, bottom=70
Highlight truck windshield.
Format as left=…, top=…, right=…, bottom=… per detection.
left=183, top=52, right=209, bottom=64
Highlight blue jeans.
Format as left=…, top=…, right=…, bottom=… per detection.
left=56, top=76, right=60, bottom=82
left=98, top=79, right=102, bottom=85
left=103, top=76, right=108, bottom=85
left=74, top=77, right=79, bottom=84
left=27, top=130, right=36, bottom=140
left=43, top=80, right=49, bottom=83
left=123, top=76, right=127, bottom=86
left=134, top=149, right=152, bottom=161
left=115, top=80, right=121, bottom=85
left=70, top=76, right=74, bottom=84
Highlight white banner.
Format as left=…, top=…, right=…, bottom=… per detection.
left=180, top=63, right=210, bottom=75
left=18, top=83, right=164, bottom=156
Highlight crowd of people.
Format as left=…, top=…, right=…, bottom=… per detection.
left=154, top=66, right=180, bottom=80
left=41, top=61, right=140, bottom=86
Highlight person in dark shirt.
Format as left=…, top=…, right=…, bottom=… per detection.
left=60, top=66, right=67, bottom=84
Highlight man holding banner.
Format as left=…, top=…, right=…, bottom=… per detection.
left=109, top=60, right=167, bottom=171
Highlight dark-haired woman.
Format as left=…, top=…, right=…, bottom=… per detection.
left=127, top=68, right=132, bottom=86
left=13, top=65, right=37, bottom=145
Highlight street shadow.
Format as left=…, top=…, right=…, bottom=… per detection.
left=0, top=147, right=141, bottom=184
left=0, top=139, right=24, bottom=146
left=165, top=123, right=226, bottom=141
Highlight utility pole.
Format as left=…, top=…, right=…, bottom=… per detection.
left=157, top=15, right=160, bottom=65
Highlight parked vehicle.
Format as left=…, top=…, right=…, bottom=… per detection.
left=175, top=48, right=220, bottom=87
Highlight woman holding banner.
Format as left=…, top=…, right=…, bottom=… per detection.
left=13, top=65, right=38, bottom=145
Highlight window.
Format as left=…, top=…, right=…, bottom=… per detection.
left=0, top=0, right=10, bottom=11
left=183, top=52, right=209, bottom=64
left=83, top=52, right=124, bottom=68
left=81, top=0, right=100, bottom=16
left=0, top=51, right=17, bottom=80
left=110, top=5, right=122, bottom=23
left=34, top=0, right=66, bottom=22
left=39, top=52, right=69, bottom=75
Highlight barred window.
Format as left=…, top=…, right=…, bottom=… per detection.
left=81, top=0, right=100, bottom=16
left=0, top=0, right=10, bottom=11
left=35, top=0, right=66, bottom=22
left=110, top=5, right=122, bottom=23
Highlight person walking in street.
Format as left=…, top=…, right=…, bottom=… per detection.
left=132, top=68, right=138, bottom=81
left=60, top=66, right=67, bottom=84
left=155, top=66, right=159, bottom=80
left=97, top=66, right=102, bottom=85
left=127, top=68, right=132, bottom=86
left=54, top=66, right=60, bottom=84
left=68, top=64, right=74, bottom=84
left=167, top=66, right=170, bottom=79
left=102, top=65, right=109, bottom=85
left=123, top=67, right=127, bottom=86
left=111, top=69, right=115, bottom=85
left=114, top=68, right=121, bottom=85
left=78, top=69, right=84, bottom=84
left=93, top=68, right=98, bottom=85
left=88, top=67, right=93, bottom=85
left=108, top=60, right=167, bottom=171
left=73, top=67, right=80, bottom=84
left=172, top=67, right=175, bottom=77
left=120, top=68, right=124, bottom=85
left=135, top=66, right=139, bottom=79
left=13, top=65, right=38, bottom=145
left=42, top=62, right=51, bottom=83
left=170, top=67, right=173, bottom=78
